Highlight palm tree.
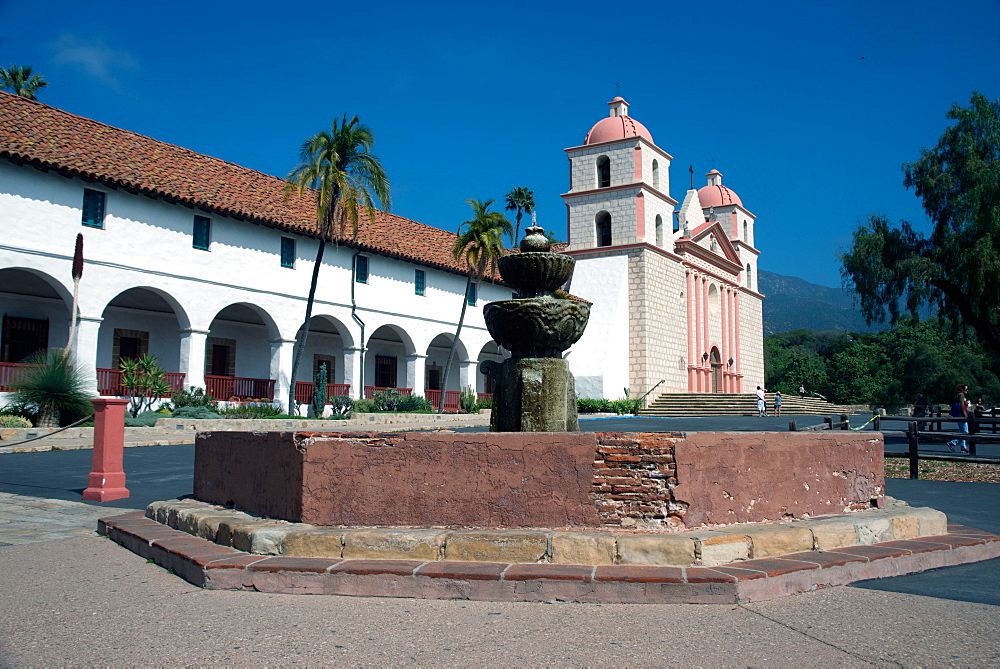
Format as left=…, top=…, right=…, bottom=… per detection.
left=438, top=199, right=512, bottom=413
left=284, top=115, right=390, bottom=411
left=0, top=65, right=48, bottom=100
left=504, top=186, right=535, bottom=244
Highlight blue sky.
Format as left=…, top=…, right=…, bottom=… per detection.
left=3, top=0, right=997, bottom=288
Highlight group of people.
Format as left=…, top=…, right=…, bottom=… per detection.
left=755, top=386, right=783, bottom=417
left=912, top=384, right=990, bottom=453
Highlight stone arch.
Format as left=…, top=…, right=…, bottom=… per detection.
left=97, top=287, right=190, bottom=394
left=477, top=341, right=505, bottom=396
left=205, top=302, right=281, bottom=399
left=655, top=214, right=664, bottom=247
left=293, top=314, right=355, bottom=387
left=0, top=267, right=72, bottom=363
left=652, top=159, right=660, bottom=190
left=366, top=324, right=417, bottom=392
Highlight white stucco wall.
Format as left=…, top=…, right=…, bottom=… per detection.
left=566, top=254, right=630, bottom=399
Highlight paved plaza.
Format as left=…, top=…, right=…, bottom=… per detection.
left=0, top=416, right=997, bottom=664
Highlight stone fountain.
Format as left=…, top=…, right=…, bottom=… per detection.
left=481, top=223, right=590, bottom=432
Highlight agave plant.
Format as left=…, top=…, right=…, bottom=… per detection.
left=10, top=349, right=93, bottom=427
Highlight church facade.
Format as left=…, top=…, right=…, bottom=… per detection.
left=566, top=98, right=764, bottom=400
left=0, top=92, right=763, bottom=413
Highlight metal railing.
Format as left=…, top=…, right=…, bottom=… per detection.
left=0, top=362, right=37, bottom=391
left=294, top=382, right=352, bottom=405
left=363, top=386, right=413, bottom=399
left=425, top=389, right=461, bottom=412
left=96, top=368, right=186, bottom=397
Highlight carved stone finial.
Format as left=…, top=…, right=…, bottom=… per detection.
left=519, top=225, right=550, bottom=253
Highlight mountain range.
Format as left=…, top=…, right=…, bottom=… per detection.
left=758, top=270, right=882, bottom=335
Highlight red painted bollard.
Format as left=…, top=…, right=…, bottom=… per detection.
left=82, top=398, right=130, bottom=502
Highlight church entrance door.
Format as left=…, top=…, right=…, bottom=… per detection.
left=710, top=348, right=722, bottom=393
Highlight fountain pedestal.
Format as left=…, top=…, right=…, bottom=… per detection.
left=481, top=224, right=590, bottom=432
left=483, top=357, right=579, bottom=432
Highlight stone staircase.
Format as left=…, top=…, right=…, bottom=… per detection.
left=639, top=392, right=862, bottom=417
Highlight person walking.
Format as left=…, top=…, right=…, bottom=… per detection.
left=799, top=384, right=806, bottom=398
left=947, top=384, right=970, bottom=453
left=756, top=386, right=767, bottom=417
left=774, top=391, right=783, bottom=416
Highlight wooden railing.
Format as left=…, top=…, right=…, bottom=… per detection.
left=363, top=386, right=413, bottom=399
left=294, top=382, right=352, bottom=405
left=876, top=413, right=1000, bottom=479
left=205, top=375, right=276, bottom=401
left=477, top=393, right=492, bottom=403
left=96, top=368, right=186, bottom=397
left=426, top=389, right=462, bottom=412
left=0, top=362, right=38, bottom=392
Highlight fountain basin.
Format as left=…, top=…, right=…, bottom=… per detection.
left=498, top=252, right=576, bottom=296
left=484, top=297, right=590, bottom=357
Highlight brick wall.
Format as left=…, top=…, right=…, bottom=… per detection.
left=592, top=432, right=683, bottom=527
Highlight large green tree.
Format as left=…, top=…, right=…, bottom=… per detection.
left=284, top=115, right=390, bottom=410
left=841, top=92, right=1000, bottom=356
left=504, top=186, right=534, bottom=245
left=438, top=199, right=511, bottom=412
left=0, top=65, right=48, bottom=99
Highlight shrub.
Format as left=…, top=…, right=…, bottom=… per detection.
left=171, top=405, right=222, bottom=419
left=9, top=349, right=93, bottom=427
left=577, top=397, right=612, bottom=413
left=218, top=401, right=283, bottom=419
left=610, top=398, right=642, bottom=415
left=169, top=387, right=218, bottom=412
left=311, top=363, right=329, bottom=418
left=328, top=395, right=354, bottom=417
left=459, top=386, right=478, bottom=413
left=125, top=411, right=160, bottom=427
left=475, top=396, right=493, bottom=411
left=119, top=355, right=170, bottom=417
left=0, top=399, right=39, bottom=424
left=353, top=399, right=377, bottom=413
left=0, top=415, right=31, bottom=428
left=372, top=389, right=402, bottom=412
left=398, top=394, right=432, bottom=412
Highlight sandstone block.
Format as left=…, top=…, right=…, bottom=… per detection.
left=884, top=510, right=920, bottom=540
left=904, top=507, right=947, bottom=537
left=800, top=518, right=858, bottom=550
left=229, top=522, right=299, bottom=554
left=688, top=531, right=750, bottom=566
left=445, top=531, right=549, bottom=563
left=194, top=513, right=242, bottom=542
left=343, top=529, right=449, bottom=561
left=737, top=524, right=814, bottom=558
left=616, top=534, right=697, bottom=566
left=215, top=515, right=268, bottom=547
left=848, top=513, right=895, bottom=545
left=0, top=429, right=16, bottom=441
left=550, top=532, right=616, bottom=565
left=283, top=529, right=346, bottom=558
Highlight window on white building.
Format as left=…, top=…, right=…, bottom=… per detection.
left=596, top=156, right=611, bottom=188
left=193, top=215, right=211, bottom=250
left=652, top=159, right=659, bottom=190
left=746, top=264, right=753, bottom=290
left=1, top=315, right=48, bottom=363
left=415, top=269, right=425, bottom=295
left=655, top=214, right=663, bottom=247
left=280, top=237, right=295, bottom=268
left=743, top=220, right=748, bottom=242
left=596, top=212, right=612, bottom=247
left=466, top=282, right=477, bottom=306
left=375, top=354, right=397, bottom=388
left=355, top=255, right=369, bottom=283
left=82, top=189, right=105, bottom=229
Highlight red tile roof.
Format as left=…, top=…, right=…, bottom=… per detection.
left=0, top=91, right=486, bottom=277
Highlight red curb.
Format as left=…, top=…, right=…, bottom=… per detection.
left=97, top=511, right=1000, bottom=604
left=248, top=557, right=342, bottom=573
left=685, top=567, right=739, bottom=583
left=827, top=545, right=913, bottom=560
left=331, top=560, right=422, bottom=576
left=503, top=564, right=594, bottom=582
left=414, top=562, right=507, bottom=581
left=778, top=551, right=871, bottom=569
left=593, top=565, right=685, bottom=583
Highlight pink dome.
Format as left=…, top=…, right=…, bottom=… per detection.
left=697, top=169, right=742, bottom=207
left=584, top=115, right=654, bottom=145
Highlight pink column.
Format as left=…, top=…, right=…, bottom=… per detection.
left=82, top=398, right=130, bottom=502
left=701, top=277, right=709, bottom=391
left=693, top=272, right=702, bottom=392
left=686, top=271, right=695, bottom=391
left=734, top=293, right=742, bottom=393
left=720, top=284, right=728, bottom=393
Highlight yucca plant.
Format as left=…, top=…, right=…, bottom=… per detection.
left=10, top=349, right=92, bottom=427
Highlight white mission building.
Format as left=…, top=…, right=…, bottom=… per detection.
left=0, top=92, right=763, bottom=413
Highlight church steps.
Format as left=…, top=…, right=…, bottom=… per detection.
left=638, top=392, right=860, bottom=417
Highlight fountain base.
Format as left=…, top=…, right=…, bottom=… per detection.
left=483, top=357, right=579, bottom=432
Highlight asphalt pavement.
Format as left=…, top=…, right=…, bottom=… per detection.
left=0, top=417, right=997, bottom=664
